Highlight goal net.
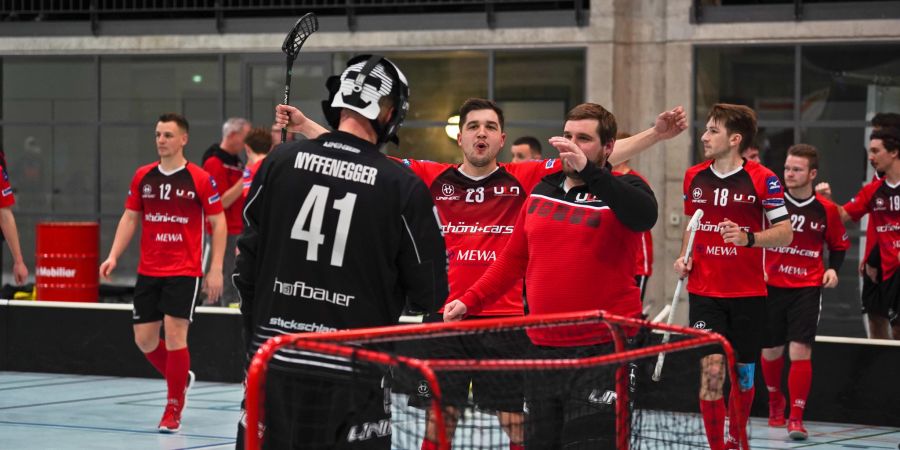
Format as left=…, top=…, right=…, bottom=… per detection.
left=244, top=310, right=744, bottom=450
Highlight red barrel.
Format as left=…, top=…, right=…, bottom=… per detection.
left=35, top=222, right=99, bottom=302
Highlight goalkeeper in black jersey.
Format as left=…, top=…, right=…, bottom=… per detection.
left=234, top=54, right=449, bottom=450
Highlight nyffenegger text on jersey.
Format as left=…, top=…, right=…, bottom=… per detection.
left=294, top=151, right=378, bottom=186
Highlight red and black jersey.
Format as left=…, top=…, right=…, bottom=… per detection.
left=125, top=162, right=223, bottom=278
left=629, top=169, right=653, bottom=277
left=766, top=192, right=849, bottom=288
left=242, top=158, right=264, bottom=199
left=863, top=172, right=881, bottom=261
left=459, top=163, right=657, bottom=347
left=399, top=157, right=562, bottom=316
left=683, top=159, right=789, bottom=298
left=844, top=177, right=900, bottom=280
left=202, top=145, right=244, bottom=235
left=0, top=163, right=15, bottom=208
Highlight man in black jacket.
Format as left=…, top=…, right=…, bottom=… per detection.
left=233, top=55, right=449, bottom=450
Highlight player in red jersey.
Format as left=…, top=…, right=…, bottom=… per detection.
left=817, top=113, right=900, bottom=339
left=444, top=102, right=657, bottom=448
left=240, top=127, right=272, bottom=199
left=820, top=127, right=900, bottom=342
left=275, top=98, right=686, bottom=450
left=676, top=104, right=793, bottom=450
left=100, top=113, right=227, bottom=434
left=760, top=144, right=849, bottom=440
left=0, top=151, right=29, bottom=284
left=201, top=118, right=249, bottom=305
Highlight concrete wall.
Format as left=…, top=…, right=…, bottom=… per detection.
left=2, top=0, right=900, bottom=322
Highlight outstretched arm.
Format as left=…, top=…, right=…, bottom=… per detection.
left=608, top=106, right=687, bottom=165
left=275, top=104, right=329, bottom=139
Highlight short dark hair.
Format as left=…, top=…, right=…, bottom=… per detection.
left=872, top=112, right=900, bottom=130
left=159, top=112, right=189, bottom=133
left=245, top=127, right=272, bottom=155
left=512, top=136, right=542, bottom=156
left=871, top=127, right=900, bottom=155
left=566, top=103, right=617, bottom=146
left=459, top=98, right=504, bottom=131
left=787, top=143, right=818, bottom=170
left=707, top=103, right=757, bottom=152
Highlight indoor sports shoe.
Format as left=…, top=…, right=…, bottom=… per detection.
left=158, top=401, right=182, bottom=433
left=768, top=394, right=786, bottom=427
left=787, top=419, right=808, bottom=440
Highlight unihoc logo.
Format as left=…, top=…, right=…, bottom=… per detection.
left=587, top=389, right=616, bottom=405
left=692, top=321, right=707, bottom=330
left=441, top=184, right=455, bottom=196
left=37, top=266, right=77, bottom=278
left=692, top=187, right=703, bottom=200
left=346, top=419, right=392, bottom=442
left=142, top=184, right=152, bottom=195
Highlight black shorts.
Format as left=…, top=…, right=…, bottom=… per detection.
left=861, top=258, right=883, bottom=317
left=524, top=343, right=617, bottom=450
left=764, top=285, right=821, bottom=347
left=878, top=270, right=900, bottom=322
left=249, top=367, right=390, bottom=450
left=407, top=313, right=529, bottom=412
left=133, top=275, right=201, bottom=324
left=688, top=294, right=766, bottom=364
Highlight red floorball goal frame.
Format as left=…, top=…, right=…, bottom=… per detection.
left=244, top=310, right=743, bottom=450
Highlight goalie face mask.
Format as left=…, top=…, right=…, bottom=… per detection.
left=322, top=54, right=410, bottom=145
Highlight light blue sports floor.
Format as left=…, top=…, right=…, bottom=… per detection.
left=1, top=371, right=897, bottom=449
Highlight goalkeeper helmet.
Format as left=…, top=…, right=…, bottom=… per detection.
left=322, top=54, right=410, bottom=146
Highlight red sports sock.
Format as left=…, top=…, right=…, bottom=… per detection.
left=144, top=340, right=167, bottom=377
left=509, top=443, right=524, bottom=450
left=727, top=387, right=755, bottom=445
left=788, top=359, right=812, bottom=421
left=421, top=439, right=439, bottom=450
left=700, top=398, right=725, bottom=450
left=760, top=355, right=784, bottom=399
left=165, top=347, right=190, bottom=404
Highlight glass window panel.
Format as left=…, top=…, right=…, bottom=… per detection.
left=389, top=126, right=462, bottom=164
left=756, top=126, right=796, bottom=175
left=495, top=49, right=585, bottom=120
left=2, top=57, right=96, bottom=122
left=801, top=126, right=867, bottom=337
left=695, top=46, right=795, bottom=122
left=500, top=126, right=561, bottom=162
left=51, top=126, right=97, bottom=215
left=225, top=55, right=244, bottom=120
left=379, top=51, right=489, bottom=124
left=101, top=56, right=219, bottom=123
left=3, top=125, right=53, bottom=213
left=249, top=54, right=330, bottom=130
left=100, top=125, right=148, bottom=215
left=801, top=44, right=900, bottom=122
